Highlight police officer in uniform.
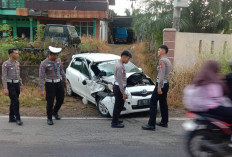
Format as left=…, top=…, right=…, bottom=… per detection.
left=142, top=45, right=171, bottom=131
left=39, top=46, right=68, bottom=125
left=2, top=48, right=23, bottom=125
left=111, top=51, right=132, bottom=128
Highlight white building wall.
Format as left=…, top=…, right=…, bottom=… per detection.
left=100, top=20, right=108, bottom=41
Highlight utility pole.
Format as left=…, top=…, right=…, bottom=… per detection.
left=172, top=0, right=189, bottom=31
left=172, top=7, right=181, bottom=31
left=130, top=0, right=136, bottom=15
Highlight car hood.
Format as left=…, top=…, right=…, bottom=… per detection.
left=102, top=72, right=137, bottom=84
left=102, top=72, right=155, bottom=92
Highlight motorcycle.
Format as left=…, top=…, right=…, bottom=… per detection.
left=182, top=111, right=232, bottom=157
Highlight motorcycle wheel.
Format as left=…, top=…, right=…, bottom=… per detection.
left=186, top=130, right=221, bottom=157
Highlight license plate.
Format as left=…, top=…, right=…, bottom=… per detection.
left=138, top=99, right=150, bottom=106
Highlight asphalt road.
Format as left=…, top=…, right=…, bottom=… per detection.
left=0, top=116, right=189, bottom=157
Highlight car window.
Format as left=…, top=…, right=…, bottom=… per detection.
left=68, top=26, right=78, bottom=37
left=70, top=59, right=82, bottom=71
left=96, top=60, right=140, bottom=77
left=49, top=26, right=64, bottom=33
left=71, top=58, right=90, bottom=79
left=81, top=64, right=90, bottom=79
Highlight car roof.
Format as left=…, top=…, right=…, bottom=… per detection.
left=72, top=53, right=120, bottom=62
left=46, top=24, right=74, bottom=27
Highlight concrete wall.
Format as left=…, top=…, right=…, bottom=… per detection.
left=163, top=28, right=232, bottom=68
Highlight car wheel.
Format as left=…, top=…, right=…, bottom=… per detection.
left=66, top=81, right=74, bottom=96
left=97, top=98, right=110, bottom=117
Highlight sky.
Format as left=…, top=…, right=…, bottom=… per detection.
left=109, top=0, right=141, bottom=16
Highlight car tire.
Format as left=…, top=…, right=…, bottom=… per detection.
left=66, top=81, right=74, bottom=96
left=97, top=98, right=110, bottom=117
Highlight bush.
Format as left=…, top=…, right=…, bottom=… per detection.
left=35, top=24, right=46, bottom=40
left=78, top=35, right=111, bottom=53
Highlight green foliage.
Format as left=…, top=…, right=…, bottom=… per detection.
left=0, top=37, right=29, bottom=62
left=132, top=1, right=173, bottom=51
left=133, top=0, right=232, bottom=51
left=124, top=8, right=131, bottom=16
left=202, top=50, right=232, bottom=74
left=1, top=24, right=12, bottom=36
left=109, top=9, right=118, bottom=16
left=35, top=24, right=46, bottom=40
left=181, top=0, right=232, bottom=33
left=78, top=41, right=98, bottom=53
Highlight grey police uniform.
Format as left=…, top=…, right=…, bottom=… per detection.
left=148, top=56, right=171, bottom=127
left=39, top=57, right=66, bottom=120
left=2, top=59, right=22, bottom=121
left=112, top=60, right=127, bottom=124
left=157, top=56, right=171, bottom=88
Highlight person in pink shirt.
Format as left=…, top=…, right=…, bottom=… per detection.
left=185, top=60, right=232, bottom=119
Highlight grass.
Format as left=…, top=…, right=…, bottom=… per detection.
left=79, top=35, right=112, bottom=53
left=130, top=42, right=158, bottom=81
left=130, top=43, right=232, bottom=108
left=167, top=51, right=232, bottom=107
left=0, top=84, right=100, bottom=117
left=0, top=85, right=46, bottom=108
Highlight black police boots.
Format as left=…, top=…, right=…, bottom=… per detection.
left=47, top=119, right=54, bottom=125
left=16, top=119, right=23, bottom=126
left=156, top=122, right=168, bottom=128
left=53, top=113, right=61, bottom=120
left=141, top=124, right=156, bottom=131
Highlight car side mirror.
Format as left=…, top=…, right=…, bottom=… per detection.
left=138, top=68, right=142, bottom=72
left=82, top=80, right=87, bottom=85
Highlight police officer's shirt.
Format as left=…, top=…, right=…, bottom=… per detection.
left=114, top=60, right=127, bottom=94
left=2, top=59, right=22, bottom=89
left=39, top=57, right=66, bottom=91
left=157, top=56, right=171, bottom=88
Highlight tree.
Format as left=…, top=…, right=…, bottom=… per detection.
left=181, top=0, right=232, bottom=33
left=109, top=9, right=118, bottom=16
left=133, top=0, right=232, bottom=48
left=124, top=8, right=131, bottom=16
left=133, top=0, right=173, bottom=50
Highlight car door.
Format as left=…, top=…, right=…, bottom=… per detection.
left=77, top=59, right=93, bottom=101
left=67, top=57, right=83, bottom=95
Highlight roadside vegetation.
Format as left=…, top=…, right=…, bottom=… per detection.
left=132, top=0, right=232, bottom=51
left=128, top=41, right=232, bottom=108
left=168, top=50, right=232, bottom=107
left=78, top=35, right=112, bottom=53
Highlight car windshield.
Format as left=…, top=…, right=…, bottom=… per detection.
left=96, top=60, right=140, bottom=76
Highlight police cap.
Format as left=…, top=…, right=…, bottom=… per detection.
left=48, top=46, right=62, bottom=54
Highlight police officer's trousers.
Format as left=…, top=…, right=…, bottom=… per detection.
left=112, top=85, right=125, bottom=124
left=7, top=82, right=21, bottom=120
left=148, top=82, right=169, bottom=126
left=45, top=82, right=64, bottom=120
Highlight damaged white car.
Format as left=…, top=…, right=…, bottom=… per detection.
left=66, top=53, right=155, bottom=117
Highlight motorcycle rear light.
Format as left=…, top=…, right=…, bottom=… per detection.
left=186, top=111, right=196, bottom=118
left=220, top=122, right=232, bottom=127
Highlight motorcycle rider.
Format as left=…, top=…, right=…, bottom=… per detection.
left=183, top=60, right=232, bottom=145
left=225, top=59, right=232, bottom=100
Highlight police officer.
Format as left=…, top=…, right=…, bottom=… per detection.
left=39, top=46, right=68, bottom=125
left=142, top=45, right=171, bottom=131
left=2, top=48, right=23, bottom=125
left=111, top=50, right=132, bottom=128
